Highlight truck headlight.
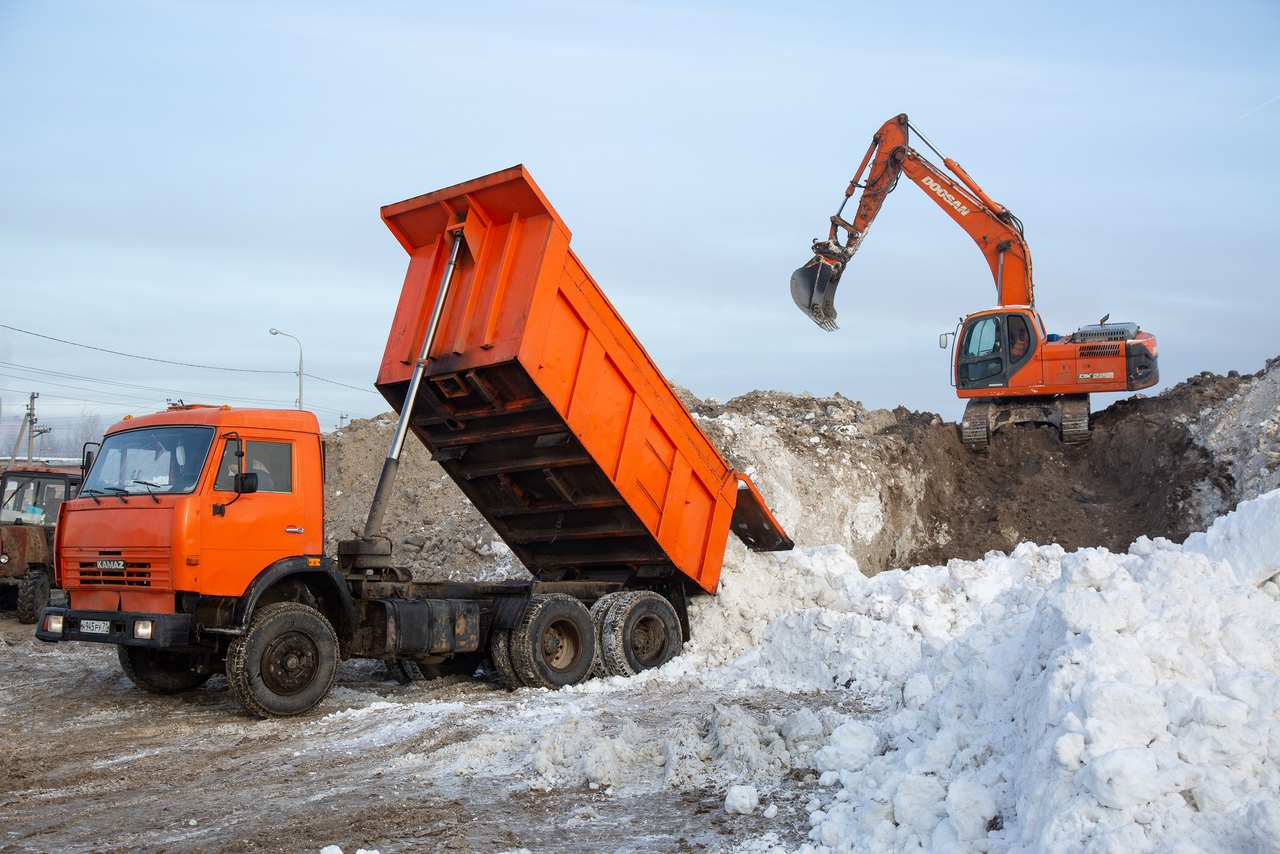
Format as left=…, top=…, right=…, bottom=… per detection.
left=45, top=614, right=64, bottom=633
left=133, top=620, right=154, bottom=640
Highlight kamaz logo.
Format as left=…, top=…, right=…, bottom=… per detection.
left=921, top=177, right=971, bottom=216
left=96, top=559, right=125, bottom=570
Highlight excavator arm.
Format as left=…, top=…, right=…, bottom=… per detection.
left=791, top=113, right=1034, bottom=330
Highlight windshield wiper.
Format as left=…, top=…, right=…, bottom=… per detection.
left=81, top=488, right=105, bottom=505
left=132, top=480, right=163, bottom=504
left=102, top=486, right=130, bottom=504
left=1, top=476, right=38, bottom=511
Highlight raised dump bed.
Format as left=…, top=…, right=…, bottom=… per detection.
left=376, top=165, right=790, bottom=594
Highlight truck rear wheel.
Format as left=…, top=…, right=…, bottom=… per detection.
left=488, top=628, right=524, bottom=689
left=226, top=602, right=338, bottom=718
left=118, top=646, right=211, bottom=694
left=588, top=591, right=627, bottom=679
left=510, top=594, right=595, bottom=689
left=600, top=591, right=682, bottom=677
left=16, top=569, right=50, bottom=625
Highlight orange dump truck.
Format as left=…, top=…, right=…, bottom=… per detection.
left=37, top=167, right=791, bottom=717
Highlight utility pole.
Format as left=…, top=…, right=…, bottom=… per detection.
left=27, top=393, right=50, bottom=461
left=10, top=392, right=50, bottom=463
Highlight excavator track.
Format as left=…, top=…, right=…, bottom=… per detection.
left=1059, top=396, right=1091, bottom=444
left=960, top=400, right=993, bottom=451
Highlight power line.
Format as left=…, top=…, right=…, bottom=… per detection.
left=0, top=362, right=286, bottom=405
left=0, top=323, right=379, bottom=394
left=2, top=323, right=288, bottom=373
left=0, top=388, right=356, bottom=419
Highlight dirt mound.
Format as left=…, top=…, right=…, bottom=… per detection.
left=323, top=415, right=524, bottom=582
left=323, top=357, right=1279, bottom=578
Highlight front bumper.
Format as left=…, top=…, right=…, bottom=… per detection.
left=36, top=607, right=192, bottom=648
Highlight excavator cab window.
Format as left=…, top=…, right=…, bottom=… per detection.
left=1007, top=314, right=1032, bottom=362
left=958, top=316, right=1006, bottom=388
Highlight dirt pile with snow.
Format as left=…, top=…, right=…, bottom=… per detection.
left=324, top=358, right=1280, bottom=579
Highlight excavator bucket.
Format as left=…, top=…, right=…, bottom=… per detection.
left=790, top=255, right=841, bottom=331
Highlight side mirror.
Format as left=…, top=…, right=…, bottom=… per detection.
left=81, top=441, right=100, bottom=476
left=939, top=333, right=950, bottom=349
left=235, top=472, right=259, bottom=494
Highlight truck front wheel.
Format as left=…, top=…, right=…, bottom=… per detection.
left=16, top=569, right=50, bottom=625
left=118, top=646, right=211, bottom=694
left=226, top=602, right=338, bottom=718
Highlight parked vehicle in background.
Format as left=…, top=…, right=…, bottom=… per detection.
left=0, top=465, right=82, bottom=623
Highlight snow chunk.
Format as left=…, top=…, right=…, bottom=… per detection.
left=725, top=784, right=759, bottom=814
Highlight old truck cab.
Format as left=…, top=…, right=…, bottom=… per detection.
left=41, top=405, right=327, bottom=646
left=1, top=464, right=82, bottom=622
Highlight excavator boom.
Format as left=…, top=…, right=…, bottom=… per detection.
left=790, top=114, right=1033, bottom=329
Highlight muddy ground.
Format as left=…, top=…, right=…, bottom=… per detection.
left=1, top=358, right=1277, bottom=853
left=0, top=619, right=805, bottom=853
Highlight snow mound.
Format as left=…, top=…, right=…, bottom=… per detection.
left=1182, top=487, right=1280, bottom=587
left=698, top=488, right=1280, bottom=852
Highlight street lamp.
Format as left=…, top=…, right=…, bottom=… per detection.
left=269, top=328, right=304, bottom=410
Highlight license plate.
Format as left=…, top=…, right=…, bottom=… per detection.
left=80, top=619, right=110, bottom=634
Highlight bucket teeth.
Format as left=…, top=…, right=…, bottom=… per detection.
left=790, top=258, right=841, bottom=331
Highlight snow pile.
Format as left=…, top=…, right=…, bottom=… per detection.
left=713, top=488, right=1280, bottom=853
left=1182, top=489, right=1280, bottom=587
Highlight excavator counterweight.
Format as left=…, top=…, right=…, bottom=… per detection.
left=791, top=114, right=1159, bottom=447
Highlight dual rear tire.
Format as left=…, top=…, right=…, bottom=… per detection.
left=597, top=591, right=682, bottom=677
left=491, top=593, right=596, bottom=690
left=490, top=590, right=682, bottom=689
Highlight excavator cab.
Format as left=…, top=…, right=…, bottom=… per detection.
left=956, top=310, right=1037, bottom=391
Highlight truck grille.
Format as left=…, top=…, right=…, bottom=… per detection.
left=62, top=547, right=172, bottom=589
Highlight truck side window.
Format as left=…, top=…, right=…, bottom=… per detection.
left=213, top=440, right=293, bottom=493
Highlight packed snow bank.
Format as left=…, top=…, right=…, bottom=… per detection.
left=1182, top=488, right=1280, bottom=587
left=704, top=488, right=1280, bottom=853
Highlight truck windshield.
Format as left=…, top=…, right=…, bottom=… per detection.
left=82, top=427, right=216, bottom=496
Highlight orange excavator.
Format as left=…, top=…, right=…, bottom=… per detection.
left=790, top=114, right=1159, bottom=448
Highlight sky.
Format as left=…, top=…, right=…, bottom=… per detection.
left=2, top=0, right=1277, bottom=449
